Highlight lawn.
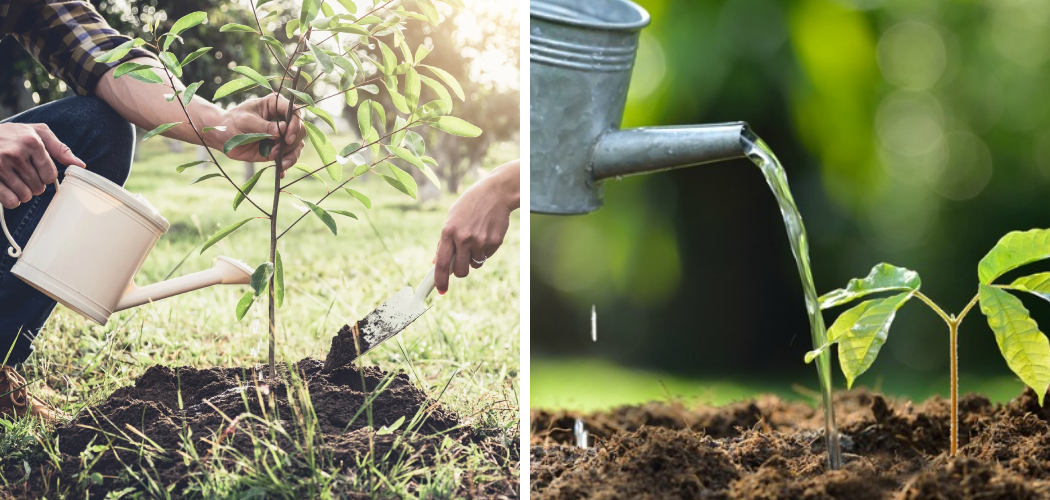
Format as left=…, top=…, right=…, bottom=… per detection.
left=1, top=133, right=520, bottom=498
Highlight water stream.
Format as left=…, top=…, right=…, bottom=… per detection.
left=743, top=135, right=843, bottom=469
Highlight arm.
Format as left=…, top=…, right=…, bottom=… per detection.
left=434, top=159, right=520, bottom=294
left=95, top=57, right=306, bottom=172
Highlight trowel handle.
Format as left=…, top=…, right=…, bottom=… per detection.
left=1, top=181, right=59, bottom=258
left=412, top=266, right=437, bottom=305
left=410, top=251, right=453, bottom=306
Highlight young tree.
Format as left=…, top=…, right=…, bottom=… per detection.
left=99, top=0, right=480, bottom=378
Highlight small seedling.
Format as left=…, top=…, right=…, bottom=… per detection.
left=97, top=0, right=479, bottom=379
left=807, top=228, right=1050, bottom=457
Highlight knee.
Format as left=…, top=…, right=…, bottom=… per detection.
left=85, top=99, right=134, bottom=186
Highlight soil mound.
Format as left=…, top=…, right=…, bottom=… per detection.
left=5, top=356, right=517, bottom=498
left=531, top=390, right=1050, bottom=499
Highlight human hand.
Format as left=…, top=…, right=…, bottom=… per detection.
left=434, top=160, right=520, bottom=294
left=209, top=93, right=306, bottom=177
left=0, top=123, right=85, bottom=209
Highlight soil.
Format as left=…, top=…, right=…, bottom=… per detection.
left=3, top=349, right=518, bottom=498
left=531, top=390, right=1050, bottom=499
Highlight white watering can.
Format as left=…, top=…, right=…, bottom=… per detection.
left=0, top=167, right=253, bottom=326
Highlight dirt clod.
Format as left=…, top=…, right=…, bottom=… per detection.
left=531, top=390, right=1050, bottom=499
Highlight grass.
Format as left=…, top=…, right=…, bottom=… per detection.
left=0, top=134, right=520, bottom=498
left=531, top=357, right=1027, bottom=413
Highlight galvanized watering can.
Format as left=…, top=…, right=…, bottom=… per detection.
left=530, top=0, right=755, bottom=214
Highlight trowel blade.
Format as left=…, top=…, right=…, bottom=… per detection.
left=324, top=286, right=429, bottom=369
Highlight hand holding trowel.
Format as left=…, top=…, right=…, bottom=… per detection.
left=323, top=263, right=442, bottom=370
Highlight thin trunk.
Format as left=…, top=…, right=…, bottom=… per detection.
left=949, top=319, right=959, bottom=457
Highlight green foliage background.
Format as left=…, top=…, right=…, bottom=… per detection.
left=532, top=0, right=1050, bottom=406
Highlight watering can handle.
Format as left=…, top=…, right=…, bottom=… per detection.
left=1, top=181, right=60, bottom=258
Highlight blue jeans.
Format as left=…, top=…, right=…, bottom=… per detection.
left=0, top=96, right=134, bottom=365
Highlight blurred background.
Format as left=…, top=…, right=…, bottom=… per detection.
left=532, top=0, right=1050, bottom=410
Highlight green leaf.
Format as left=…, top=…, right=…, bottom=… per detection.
left=376, top=416, right=405, bottom=436
left=421, top=65, right=463, bottom=100
left=234, top=166, right=271, bottom=210
left=384, top=164, right=417, bottom=199
left=158, top=52, right=182, bottom=77
left=224, top=133, right=274, bottom=154
left=213, top=78, right=258, bottom=100
left=202, top=126, right=227, bottom=134
left=275, top=251, right=285, bottom=308
left=414, top=44, right=432, bottom=64
left=353, top=161, right=371, bottom=176
left=181, top=81, right=202, bottom=106
left=95, top=38, right=146, bottom=63
left=180, top=46, right=212, bottom=66
left=330, top=210, right=357, bottom=220
left=386, top=145, right=424, bottom=170
left=390, top=116, right=408, bottom=147
left=308, top=40, right=334, bottom=74
left=378, top=40, right=396, bottom=75
left=288, top=89, right=315, bottom=106
left=1008, top=273, right=1050, bottom=304
left=232, top=66, right=272, bottom=91
left=428, top=116, right=481, bottom=137
left=236, top=291, right=255, bottom=321
left=978, top=229, right=1050, bottom=284
left=292, top=163, right=327, bottom=187
left=387, top=85, right=409, bottom=114
left=404, top=131, right=425, bottom=156
left=126, top=68, right=163, bottom=84
left=190, top=173, right=222, bottom=184
left=370, top=101, right=387, bottom=133
left=303, top=200, right=337, bottom=235
left=259, top=36, right=286, bottom=56
left=357, top=100, right=372, bottom=136
left=258, top=139, right=275, bottom=157
left=405, top=67, right=420, bottom=110
left=300, top=0, right=322, bottom=28
left=307, top=106, right=337, bottom=133
left=220, top=23, right=257, bottom=33
left=979, top=284, right=1050, bottom=404
left=113, top=62, right=154, bottom=79
left=142, top=122, right=181, bottom=141
left=201, top=218, right=255, bottom=253
left=286, top=19, right=301, bottom=39
left=89, top=472, right=104, bottom=485
left=250, top=262, right=275, bottom=297
left=304, top=122, right=339, bottom=179
left=336, top=0, right=357, bottom=13
left=345, top=188, right=371, bottom=209
left=819, top=263, right=922, bottom=310
left=175, top=160, right=209, bottom=172
left=340, top=142, right=362, bottom=156
left=412, top=0, right=440, bottom=24
left=169, top=11, right=207, bottom=37
left=836, top=292, right=913, bottom=388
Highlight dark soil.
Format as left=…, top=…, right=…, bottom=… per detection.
left=531, top=390, right=1050, bottom=499
left=4, top=354, right=518, bottom=499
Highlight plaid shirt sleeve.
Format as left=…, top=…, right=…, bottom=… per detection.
left=0, top=0, right=154, bottom=96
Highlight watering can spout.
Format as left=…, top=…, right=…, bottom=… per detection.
left=591, top=122, right=753, bottom=180
left=115, top=256, right=253, bottom=312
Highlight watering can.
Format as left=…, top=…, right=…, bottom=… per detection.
left=0, top=167, right=253, bottom=326
left=530, top=0, right=756, bottom=214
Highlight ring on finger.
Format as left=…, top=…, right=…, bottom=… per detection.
left=471, top=254, right=487, bottom=266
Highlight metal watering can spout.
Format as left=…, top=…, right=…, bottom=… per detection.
left=115, top=256, right=252, bottom=311
left=530, top=0, right=752, bottom=214
left=591, top=123, right=753, bottom=180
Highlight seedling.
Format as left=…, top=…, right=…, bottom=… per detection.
left=96, top=0, right=479, bottom=379
left=807, top=228, right=1050, bottom=456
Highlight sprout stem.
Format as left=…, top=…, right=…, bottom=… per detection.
left=949, top=317, right=959, bottom=457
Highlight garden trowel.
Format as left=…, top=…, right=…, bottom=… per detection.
left=324, top=265, right=437, bottom=370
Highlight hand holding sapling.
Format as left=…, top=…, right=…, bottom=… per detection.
left=810, top=228, right=1050, bottom=457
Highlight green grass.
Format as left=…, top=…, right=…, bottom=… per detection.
left=531, top=357, right=1028, bottom=413
left=1, top=135, right=519, bottom=498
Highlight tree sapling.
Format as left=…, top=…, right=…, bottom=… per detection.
left=807, top=228, right=1050, bottom=457
left=97, top=0, right=480, bottom=379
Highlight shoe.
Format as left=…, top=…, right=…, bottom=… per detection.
left=0, top=365, right=67, bottom=424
